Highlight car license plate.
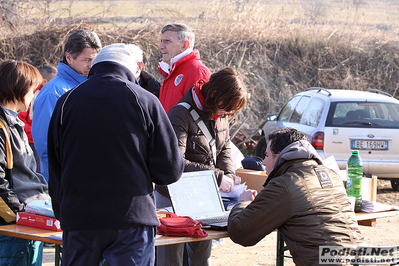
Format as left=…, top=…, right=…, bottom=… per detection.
left=351, top=140, right=388, bottom=150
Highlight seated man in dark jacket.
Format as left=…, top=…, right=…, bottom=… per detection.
left=47, top=43, right=184, bottom=266
left=228, top=127, right=364, bottom=265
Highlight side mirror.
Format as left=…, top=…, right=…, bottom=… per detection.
left=266, top=114, right=277, bottom=121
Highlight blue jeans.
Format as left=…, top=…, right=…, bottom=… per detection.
left=0, top=235, right=43, bottom=266
left=62, top=226, right=156, bottom=266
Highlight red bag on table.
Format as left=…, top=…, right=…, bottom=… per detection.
left=157, top=213, right=208, bottom=238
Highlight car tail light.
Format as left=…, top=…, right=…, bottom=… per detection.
left=311, top=131, right=324, bottom=150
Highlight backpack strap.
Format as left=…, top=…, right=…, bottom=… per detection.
left=178, top=102, right=217, bottom=166
left=0, top=108, right=13, bottom=188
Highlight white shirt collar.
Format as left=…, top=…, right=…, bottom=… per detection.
left=170, top=48, right=193, bottom=66
left=159, top=48, right=193, bottom=75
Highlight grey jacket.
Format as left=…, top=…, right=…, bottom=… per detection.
left=0, top=107, right=49, bottom=224
left=228, top=140, right=364, bottom=265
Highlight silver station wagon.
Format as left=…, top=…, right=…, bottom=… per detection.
left=257, top=88, right=399, bottom=190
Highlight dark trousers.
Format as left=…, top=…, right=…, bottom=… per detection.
left=62, top=226, right=156, bottom=266
left=156, top=241, right=212, bottom=266
left=155, top=192, right=211, bottom=266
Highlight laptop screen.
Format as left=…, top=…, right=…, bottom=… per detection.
left=168, top=170, right=226, bottom=220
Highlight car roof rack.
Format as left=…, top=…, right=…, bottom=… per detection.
left=366, top=88, right=393, bottom=98
left=305, top=87, right=331, bottom=96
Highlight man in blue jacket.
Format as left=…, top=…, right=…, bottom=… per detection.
left=31, top=29, right=102, bottom=182
left=47, top=43, right=184, bottom=265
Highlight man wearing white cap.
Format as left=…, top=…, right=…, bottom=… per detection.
left=47, top=43, right=184, bottom=266
left=123, top=44, right=161, bottom=97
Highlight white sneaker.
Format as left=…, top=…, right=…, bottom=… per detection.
left=211, top=238, right=224, bottom=249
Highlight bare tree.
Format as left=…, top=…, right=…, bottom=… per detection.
left=0, top=0, right=18, bottom=28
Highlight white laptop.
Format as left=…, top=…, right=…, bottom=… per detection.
left=167, top=170, right=230, bottom=230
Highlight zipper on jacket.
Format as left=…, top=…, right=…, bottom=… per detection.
left=193, top=140, right=214, bottom=165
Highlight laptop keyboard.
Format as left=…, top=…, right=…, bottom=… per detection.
left=200, top=215, right=228, bottom=225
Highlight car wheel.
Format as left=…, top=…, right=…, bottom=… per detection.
left=391, top=179, right=399, bottom=191
left=255, top=137, right=266, bottom=159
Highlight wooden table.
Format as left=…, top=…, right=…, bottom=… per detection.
left=155, top=230, right=228, bottom=246
left=355, top=210, right=399, bottom=226
left=1, top=210, right=398, bottom=266
left=0, top=224, right=228, bottom=266
left=0, top=224, right=229, bottom=246
left=0, top=224, right=63, bottom=266
left=0, top=224, right=63, bottom=245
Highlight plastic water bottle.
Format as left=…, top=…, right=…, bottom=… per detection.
left=346, top=150, right=363, bottom=212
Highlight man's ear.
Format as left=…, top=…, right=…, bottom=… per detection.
left=134, top=62, right=144, bottom=80
left=183, top=40, right=190, bottom=51
left=42, top=79, right=49, bottom=85
left=65, top=52, right=73, bottom=65
left=138, top=62, right=144, bottom=71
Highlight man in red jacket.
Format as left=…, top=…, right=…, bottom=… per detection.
left=158, top=23, right=211, bottom=113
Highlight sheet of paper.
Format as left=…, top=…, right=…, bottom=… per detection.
left=219, top=183, right=247, bottom=199
left=361, top=200, right=399, bottom=213
left=323, top=155, right=347, bottom=181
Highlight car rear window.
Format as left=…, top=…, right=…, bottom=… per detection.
left=326, top=102, right=399, bottom=128
left=278, top=95, right=301, bottom=122
left=302, top=98, right=324, bottom=127
left=277, top=95, right=324, bottom=128
left=290, top=96, right=310, bottom=123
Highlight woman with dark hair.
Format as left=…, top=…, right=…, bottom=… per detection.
left=155, top=67, right=248, bottom=266
left=0, top=60, right=50, bottom=265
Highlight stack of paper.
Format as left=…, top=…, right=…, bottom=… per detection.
left=220, top=183, right=247, bottom=199
left=361, top=200, right=399, bottom=213
left=17, top=199, right=60, bottom=231
left=25, top=199, right=55, bottom=218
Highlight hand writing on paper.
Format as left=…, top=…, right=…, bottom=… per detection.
left=238, top=189, right=257, bottom=201
left=226, top=174, right=241, bottom=185
left=220, top=175, right=234, bottom=192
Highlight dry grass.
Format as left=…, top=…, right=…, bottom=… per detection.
left=1, top=0, right=398, bottom=128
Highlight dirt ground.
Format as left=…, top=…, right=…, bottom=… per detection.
left=42, top=180, right=399, bottom=266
